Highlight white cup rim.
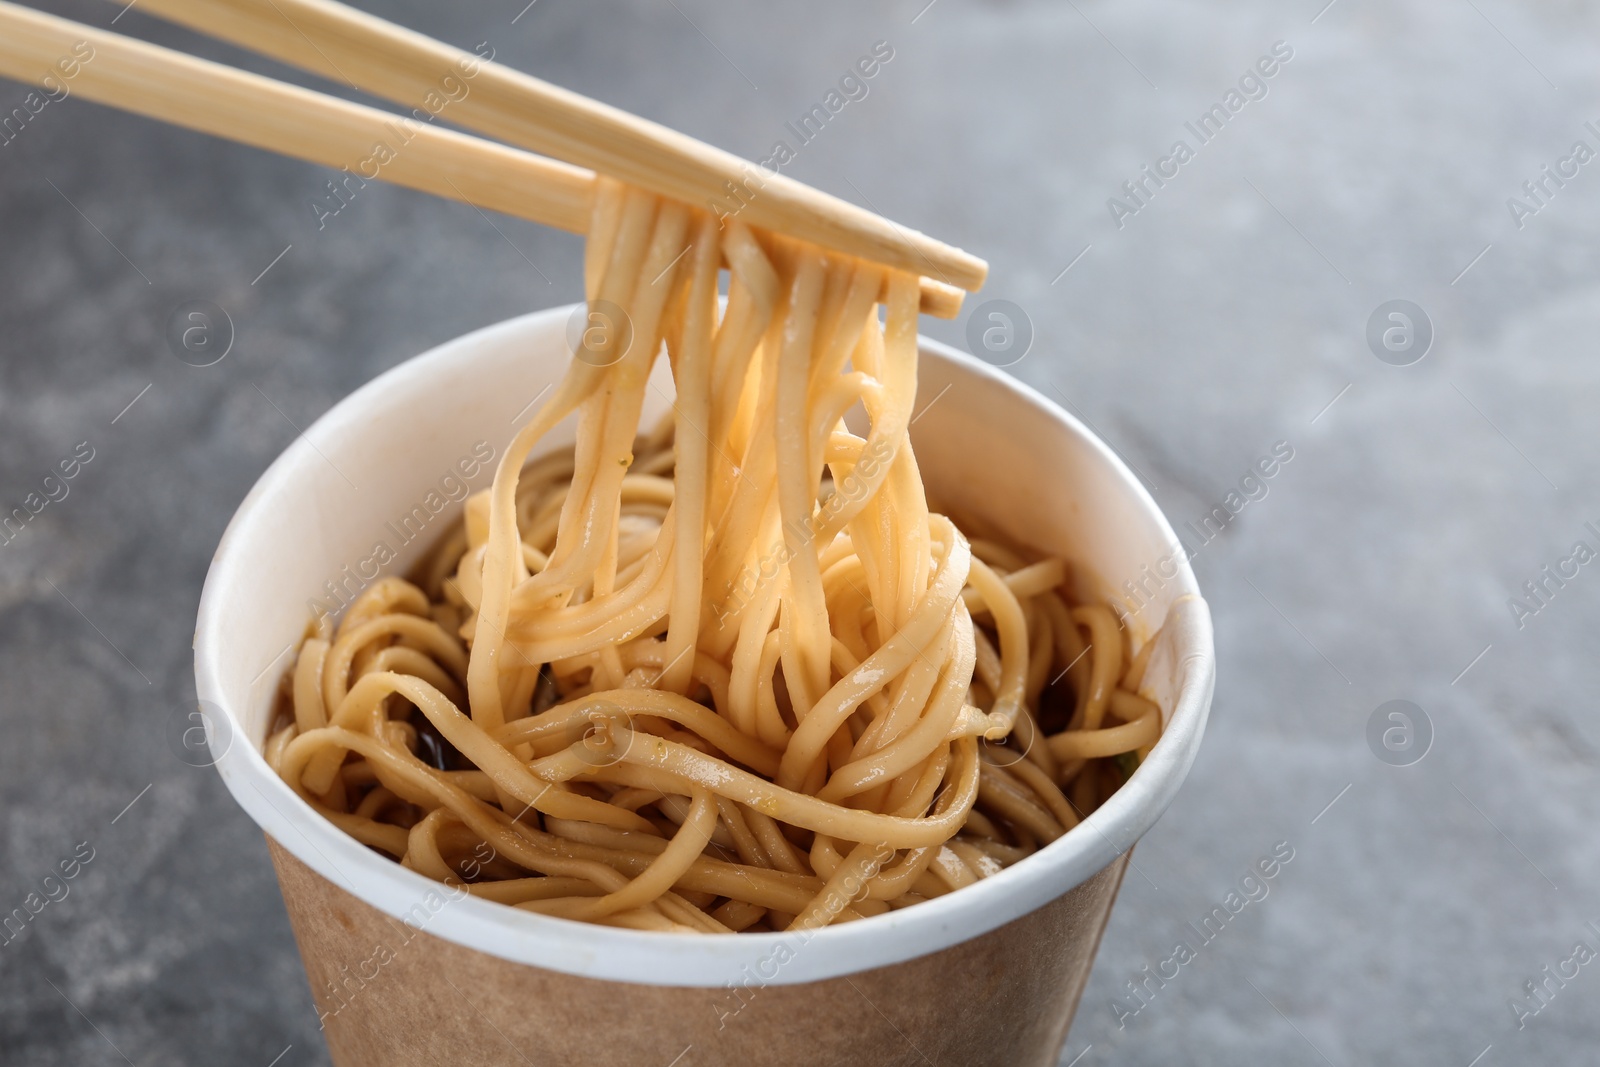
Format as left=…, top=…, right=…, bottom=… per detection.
left=193, top=306, right=1214, bottom=987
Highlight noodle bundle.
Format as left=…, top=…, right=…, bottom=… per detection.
left=267, top=179, right=1162, bottom=933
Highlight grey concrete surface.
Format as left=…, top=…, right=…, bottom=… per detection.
left=2, top=1, right=1597, bottom=1064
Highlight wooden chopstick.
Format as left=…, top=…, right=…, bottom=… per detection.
left=0, top=3, right=965, bottom=317
left=116, top=0, right=989, bottom=294
left=0, top=4, right=592, bottom=230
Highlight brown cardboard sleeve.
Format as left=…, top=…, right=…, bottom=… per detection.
left=267, top=836, right=1127, bottom=1067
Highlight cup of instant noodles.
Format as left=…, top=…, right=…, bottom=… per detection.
left=194, top=306, right=1214, bottom=1067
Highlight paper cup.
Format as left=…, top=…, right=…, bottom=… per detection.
left=194, top=307, right=1214, bottom=1067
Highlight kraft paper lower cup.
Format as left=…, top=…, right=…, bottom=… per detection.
left=193, top=307, right=1214, bottom=1067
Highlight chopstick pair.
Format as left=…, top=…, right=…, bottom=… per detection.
left=0, top=0, right=983, bottom=317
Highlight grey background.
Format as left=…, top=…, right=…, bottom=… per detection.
left=1, top=0, right=1596, bottom=1064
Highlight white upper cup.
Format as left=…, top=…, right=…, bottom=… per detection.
left=193, top=306, right=1214, bottom=987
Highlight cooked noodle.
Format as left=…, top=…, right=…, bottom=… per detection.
left=267, top=178, right=1162, bottom=933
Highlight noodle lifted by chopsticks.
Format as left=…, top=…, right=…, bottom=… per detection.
left=267, top=179, right=1162, bottom=933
